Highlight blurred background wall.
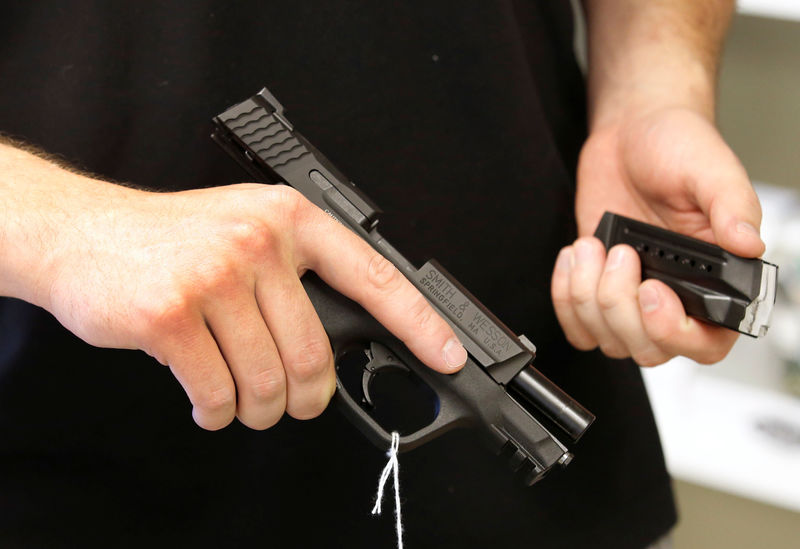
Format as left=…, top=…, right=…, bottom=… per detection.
left=720, top=9, right=800, bottom=189
left=669, top=6, right=800, bottom=547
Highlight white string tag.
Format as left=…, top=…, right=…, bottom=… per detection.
left=371, top=431, right=403, bottom=549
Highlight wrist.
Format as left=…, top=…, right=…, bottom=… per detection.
left=588, top=52, right=716, bottom=132
left=583, top=0, right=734, bottom=132
left=0, top=143, right=137, bottom=309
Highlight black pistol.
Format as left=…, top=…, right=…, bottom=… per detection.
left=595, top=212, right=777, bottom=337
left=212, top=87, right=594, bottom=486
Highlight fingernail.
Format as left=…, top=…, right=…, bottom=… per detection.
left=556, top=248, right=572, bottom=273
left=736, top=221, right=760, bottom=239
left=639, top=285, right=660, bottom=313
left=443, top=337, right=467, bottom=370
left=605, top=247, right=625, bottom=272
left=574, top=240, right=593, bottom=265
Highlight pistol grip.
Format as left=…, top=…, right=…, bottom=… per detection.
left=301, top=272, right=470, bottom=451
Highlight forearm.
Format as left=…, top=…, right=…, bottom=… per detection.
left=583, top=0, right=735, bottom=129
left=0, top=140, right=133, bottom=307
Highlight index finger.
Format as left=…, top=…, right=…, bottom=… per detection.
left=294, top=204, right=467, bottom=374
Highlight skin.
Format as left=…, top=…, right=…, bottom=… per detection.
left=0, top=143, right=467, bottom=430
left=0, top=1, right=759, bottom=432
left=552, top=0, right=765, bottom=366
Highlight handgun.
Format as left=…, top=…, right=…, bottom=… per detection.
left=595, top=212, right=777, bottom=337
left=212, top=87, right=594, bottom=486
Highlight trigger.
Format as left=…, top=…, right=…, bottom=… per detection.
left=361, top=369, right=377, bottom=408
left=360, top=342, right=408, bottom=409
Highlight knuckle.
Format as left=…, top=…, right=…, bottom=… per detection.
left=290, top=403, right=327, bottom=421
left=238, top=411, right=282, bottom=431
left=227, top=219, right=279, bottom=258
left=237, top=397, right=285, bottom=430
left=599, top=342, right=629, bottom=359
left=195, top=259, right=240, bottom=294
left=270, top=185, right=309, bottom=225
left=285, top=339, right=332, bottom=383
left=596, top=285, right=618, bottom=311
left=550, top=289, right=572, bottom=308
left=408, top=296, right=437, bottom=334
left=633, top=350, right=670, bottom=368
left=249, top=367, right=286, bottom=402
left=142, top=292, right=194, bottom=333
left=570, top=283, right=596, bottom=307
left=288, top=386, right=335, bottom=421
left=365, top=253, right=402, bottom=295
left=565, top=333, right=597, bottom=351
left=195, top=386, right=236, bottom=415
left=195, top=415, right=233, bottom=431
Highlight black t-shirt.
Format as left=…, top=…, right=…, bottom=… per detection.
left=0, top=2, right=676, bottom=548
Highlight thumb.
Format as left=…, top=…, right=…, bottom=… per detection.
left=689, top=132, right=765, bottom=258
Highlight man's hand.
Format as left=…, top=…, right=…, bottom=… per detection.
left=551, top=106, right=764, bottom=366
left=552, top=0, right=763, bottom=366
left=0, top=143, right=467, bottom=430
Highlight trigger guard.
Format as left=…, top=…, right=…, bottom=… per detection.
left=360, top=342, right=409, bottom=408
